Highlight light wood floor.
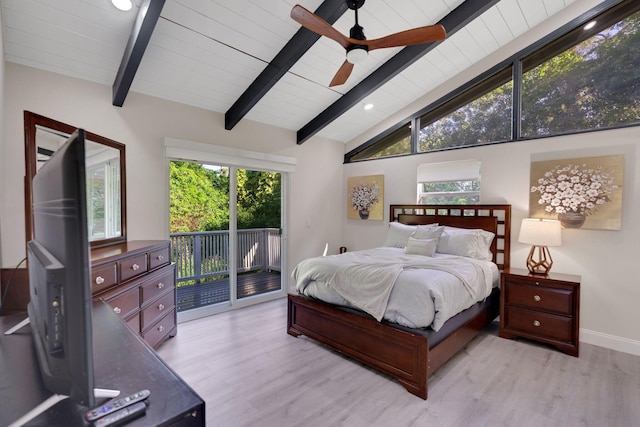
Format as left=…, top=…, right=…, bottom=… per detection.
left=156, top=297, right=640, bottom=427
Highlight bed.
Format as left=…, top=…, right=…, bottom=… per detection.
left=287, top=204, right=511, bottom=399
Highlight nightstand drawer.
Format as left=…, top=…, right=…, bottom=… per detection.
left=505, top=306, right=573, bottom=342
left=505, top=282, right=574, bottom=315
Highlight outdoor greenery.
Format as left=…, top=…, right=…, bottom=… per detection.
left=521, top=11, right=640, bottom=136
left=419, top=80, right=513, bottom=152
left=351, top=7, right=640, bottom=161
left=169, top=161, right=281, bottom=233
left=419, top=180, right=481, bottom=205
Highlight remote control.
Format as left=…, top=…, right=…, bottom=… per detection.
left=85, top=390, right=150, bottom=422
left=94, top=401, right=147, bottom=427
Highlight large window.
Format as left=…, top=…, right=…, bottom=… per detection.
left=418, top=68, right=512, bottom=153
left=346, top=0, right=640, bottom=163
left=348, top=122, right=412, bottom=161
left=521, top=6, right=640, bottom=136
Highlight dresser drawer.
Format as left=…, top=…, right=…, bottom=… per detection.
left=91, top=262, right=117, bottom=294
left=504, top=282, right=574, bottom=315
left=140, top=267, right=175, bottom=306
left=142, top=309, right=176, bottom=348
left=119, top=253, right=148, bottom=282
left=149, top=246, right=170, bottom=270
left=141, top=291, right=175, bottom=331
left=125, top=312, right=140, bottom=332
left=505, top=306, right=573, bottom=342
left=105, top=286, right=139, bottom=319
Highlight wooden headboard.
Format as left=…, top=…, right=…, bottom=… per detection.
left=390, top=204, right=511, bottom=271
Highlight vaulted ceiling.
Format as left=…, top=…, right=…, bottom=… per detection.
left=1, top=0, right=578, bottom=144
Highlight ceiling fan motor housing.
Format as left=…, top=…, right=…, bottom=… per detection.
left=346, top=0, right=365, bottom=10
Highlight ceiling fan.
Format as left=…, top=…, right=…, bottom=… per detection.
left=291, top=0, right=446, bottom=87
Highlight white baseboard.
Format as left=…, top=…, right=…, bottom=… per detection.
left=580, top=328, right=640, bottom=356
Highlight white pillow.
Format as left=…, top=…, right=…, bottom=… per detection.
left=436, top=226, right=495, bottom=260
left=405, top=237, right=439, bottom=257
left=413, top=224, right=444, bottom=240
left=383, top=222, right=417, bottom=248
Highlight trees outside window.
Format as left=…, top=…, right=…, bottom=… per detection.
left=346, top=1, right=640, bottom=163
left=521, top=11, right=640, bottom=136
left=169, top=161, right=280, bottom=233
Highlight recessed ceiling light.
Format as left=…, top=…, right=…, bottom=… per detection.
left=583, top=21, right=596, bottom=30
left=112, top=0, right=133, bottom=11
left=363, top=103, right=374, bottom=110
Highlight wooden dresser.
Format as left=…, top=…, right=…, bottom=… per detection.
left=500, top=267, right=580, bottom=357
left=90, top=240, right=177, bottom=349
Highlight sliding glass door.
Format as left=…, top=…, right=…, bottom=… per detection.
left=235, top=168, right=282, bottom=301
left=170, top=161, right=284, bottom=321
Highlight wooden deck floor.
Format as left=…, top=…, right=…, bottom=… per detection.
left=176, top=271, right=281, bottom=312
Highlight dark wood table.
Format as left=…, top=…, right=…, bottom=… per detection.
left=0, top=301, right=204, bottom=426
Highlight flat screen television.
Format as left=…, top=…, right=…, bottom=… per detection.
left=28, top=128, right=96, bottom=408
left=0, top=129, right=107, bottom=420
left=5, top=129, right=120, bottom=426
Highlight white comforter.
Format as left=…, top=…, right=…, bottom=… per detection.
left=292, top=247, right=499, bottom=331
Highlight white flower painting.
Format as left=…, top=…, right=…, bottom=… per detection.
left=347, top=175, right=384, bottom=220
left=529, top=155, right=624, bottom=230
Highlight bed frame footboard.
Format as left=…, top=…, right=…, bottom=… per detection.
left=288, top=293, right=429, bottom=398
left=287, top=292, right=500, bottom=399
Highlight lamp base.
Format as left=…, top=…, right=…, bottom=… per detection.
left=526, top=245, right=553, bottom=275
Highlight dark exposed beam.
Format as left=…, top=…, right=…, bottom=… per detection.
left=112, top=0, right=165, bottom=107
left=296, top=0, right=502, bottom=144
left=224, top=0, right=349, bottom=130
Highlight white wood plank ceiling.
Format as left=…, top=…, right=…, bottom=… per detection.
left=1, top=0, right=578, bottom=143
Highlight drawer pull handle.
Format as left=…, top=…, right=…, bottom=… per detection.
left=157, top=255, right=164, bottom=261
left=533, top=320, right=541, bottom=327
left=158, top=325, right=165, bottom=332
left=157, top=282, right=165, bottom=289
left=113, top=307, right=122, bottom=314
left=132, top=263, right=140, bottom=271
left=533, top=295, right=541, bottom=302
left=158, top=303, right=165, bottom=311
left=535, top=281, right=540, bottom=285
left=95, top=276, right=105, bottom=285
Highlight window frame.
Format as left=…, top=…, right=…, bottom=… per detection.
left=345, top=0, right=640, bottom=164
left=417, top=179, right=481, bottom=205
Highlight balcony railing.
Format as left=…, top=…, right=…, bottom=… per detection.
left=169, top=228, right=281, bottom=311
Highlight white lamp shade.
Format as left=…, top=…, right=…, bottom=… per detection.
left=518, top=218, right=562, bottom=247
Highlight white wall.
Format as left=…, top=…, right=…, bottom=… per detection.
left=0, top=63, right=345, bottom=291
left=340, top=0, right=640, bottom=355
left=0, top=7, right=6, bottom=268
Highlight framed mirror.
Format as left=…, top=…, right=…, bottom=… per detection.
left=24, top=111, right=127, bottom=248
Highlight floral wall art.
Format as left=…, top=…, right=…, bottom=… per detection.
left=347, top=175, right=384, bottom=220
left=529, top=154, right=624, bottom=230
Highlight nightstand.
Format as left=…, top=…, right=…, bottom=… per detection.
left=500, top=267, right=581, bottom=357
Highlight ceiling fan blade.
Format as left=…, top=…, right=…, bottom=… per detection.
left=356, top=24, right=446, bottom=50
left=291, top=4, right=351, bottom=49
left=329, top=60, right=355, bottom=87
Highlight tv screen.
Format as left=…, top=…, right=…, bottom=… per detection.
left=27, top=128, right=95, bottom=408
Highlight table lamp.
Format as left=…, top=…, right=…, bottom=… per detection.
left=518, top=218, right=562, bottom=274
